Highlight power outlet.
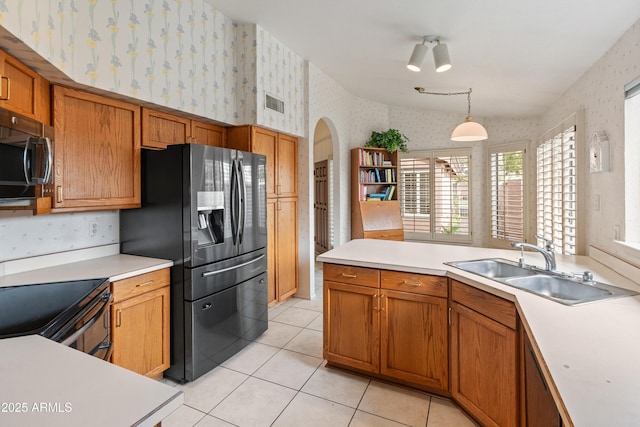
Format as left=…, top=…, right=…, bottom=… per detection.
left=89, top=221, right=99, bottom=237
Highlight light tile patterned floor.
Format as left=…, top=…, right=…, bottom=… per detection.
left=160, top=262, right=478, bottom=427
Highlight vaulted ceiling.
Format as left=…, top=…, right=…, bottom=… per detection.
left=208, top=0, right=640, bottom=118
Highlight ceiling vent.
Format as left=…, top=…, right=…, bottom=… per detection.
left=265, top=93, right=285, bottom=114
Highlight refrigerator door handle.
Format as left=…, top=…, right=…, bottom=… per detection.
left=230, top=158, right=238, bottom=245
left=201, top=254, right=266, bottom=277
left=238, top=157, right=246, bottom=244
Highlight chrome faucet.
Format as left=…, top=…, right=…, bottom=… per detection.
left=511, top=236, right=556, bottom=271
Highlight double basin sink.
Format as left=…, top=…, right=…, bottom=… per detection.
left=446, top=258, right=637, bottom=306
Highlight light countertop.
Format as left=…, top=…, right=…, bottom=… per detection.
left=317, top=239, right=640, bottom=427
left=0, top=253, right=173, bottom=288
left=0, top=335, right=183, bottom=427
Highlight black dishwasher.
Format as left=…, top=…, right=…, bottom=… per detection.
left=0, top=278, right=112, bottom=360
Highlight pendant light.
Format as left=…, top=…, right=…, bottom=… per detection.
left=414, top=87, right=488, bottom=141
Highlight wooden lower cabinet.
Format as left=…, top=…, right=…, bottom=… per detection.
left=110, top=269, right=170, bottom=379
left=266, top=197, right=298, bottom=304
left=381, top=290, right=448, bottom=390
left=450, top=280, right=519, bottom=427
left=324, top=280, right=380, bottom=373
left=324, top=265, right=448, bottom=393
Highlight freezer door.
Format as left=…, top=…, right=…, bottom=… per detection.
left=185, top=272, right=268, bottom=381
left=185, top=248, right=267, bottom=301
left=236, top=150, right=268, bottom=256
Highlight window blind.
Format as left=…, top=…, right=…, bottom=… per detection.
left=400, top=151, right=471, bottom=242
left=537, top=123, right=577, bottom=255
left=490, top=148, right=524, bottom=242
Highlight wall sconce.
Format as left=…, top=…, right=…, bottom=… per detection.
left=407, top=36, right=451, bottom=73
left=414, top=87, right=488, bottom=141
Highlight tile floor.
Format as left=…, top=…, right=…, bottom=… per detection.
left=161, top=263, right=478, bottom=427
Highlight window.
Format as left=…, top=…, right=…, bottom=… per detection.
left=400, top=150, right=471, bottom=242
left=537, top=116, right=579, bottom=255
left=489, top=144, right=525, bottom=247
left=624, top=76, right=640, bottom=243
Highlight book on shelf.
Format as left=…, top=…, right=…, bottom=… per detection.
left=382, top=160, right=392, bottom=166
left=374, top=168, right=381, bottom=182
left=386, top=185, right=396, bottom=200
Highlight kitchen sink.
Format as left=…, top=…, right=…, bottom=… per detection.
left=446, top=258, right=638, bottom=306
left=448, top=258, right=537, bottom=279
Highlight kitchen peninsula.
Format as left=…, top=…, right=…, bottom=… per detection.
left=318, top=239, right=640, bottom=427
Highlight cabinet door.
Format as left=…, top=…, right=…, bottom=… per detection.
left=324, top=280, right=379, bottom=373
left=141, top=107, right=190, bottom=149
left=451, top=302, right=518, bottom=427
left=191, top=120, right=226, bottom=147
left=52, top=86, right=141, bottom=210
left=276, top=197, right=298, bottom=301
left=0, top=49, right=50, bottom=123
left=251, top=127, right=277, bottom=197
left=380, top=290, right=448, bottom=391
left=276, top=133, right=298, bottom=197
left=111, top=286, right=170, bottom=378
left=266, top=199, right=277, bottom=304
left=524, top=334, right=561, bottom=427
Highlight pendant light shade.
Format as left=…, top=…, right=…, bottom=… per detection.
left=414, top=87, right=488, bottom=142
left=407, top=40, right=428, bottom=72
left=451, top=117, right=488, bottom=141
left=433, top=41, right=451, bottom=73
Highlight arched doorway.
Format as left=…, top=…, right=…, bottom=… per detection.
left=313, top=119, right=335, bottom=254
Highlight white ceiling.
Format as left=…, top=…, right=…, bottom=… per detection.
left=207, top=0, right=640, bottom=118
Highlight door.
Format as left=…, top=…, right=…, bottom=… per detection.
left=276, top=197, right=298, bottom=300
left=187, top=272, right=268, bottom=381
left=237, top=151, right=268, bottom=256
left=380, top=290, right=448, bottom=391
left=187, top=144, right=236, bottom=266
left=451, top=302, right=518, bottom=427
left=51, top=86, right=140, bottom=210
left=324, top=281, right=379, bottom=373
left=314, top=160, right=329, bottom=253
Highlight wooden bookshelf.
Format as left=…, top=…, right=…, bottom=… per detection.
left=351, top=147, right=404, bottom=241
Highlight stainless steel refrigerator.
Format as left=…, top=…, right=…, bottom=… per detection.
left=120, top=144, right=268, bottom=382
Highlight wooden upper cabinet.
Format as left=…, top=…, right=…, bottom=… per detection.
left=191, top=120, right=226, bottom=147
left=0, top=49, right=50, bottom=124
left=227, top=125, right=298, bottom=199
left=51, top=85, right=141, bottom=211
left=141, top=107, right=190, bottom=149
left=141, top=107, right=226, bottom=149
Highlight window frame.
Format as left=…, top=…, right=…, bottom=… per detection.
left=399, top=148, right=472, bottom=244
left=487, top=141, right=529, bottom=249
left=536, top=111, right=585, bottom=255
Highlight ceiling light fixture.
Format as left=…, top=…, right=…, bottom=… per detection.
left=407, top=37, right=428, bottom=72
left=414, top=87, right=488, bottom=141
left=407, top=36, right=452, bottom=73
left=432, top=40, right=451, bottom=72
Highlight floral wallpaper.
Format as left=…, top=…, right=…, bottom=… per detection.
left=0, top=0, right=304, bottom=134
left=0, top=211, right=118, bottom=262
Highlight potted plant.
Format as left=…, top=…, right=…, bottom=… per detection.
left=365, top=128, right=409, bottom=153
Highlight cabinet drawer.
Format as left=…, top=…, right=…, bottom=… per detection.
left=363, top=229, right=404, bottom=241
left=323, top=264, right=379, bottom=288
left=112, top=268, right=170, bottom=303
left=380, top=271, right=448, bottom=297
left=451, top=280, right=517, bottom=329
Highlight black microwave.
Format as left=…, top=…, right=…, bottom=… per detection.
left=0, top=107, right=53, bottom=200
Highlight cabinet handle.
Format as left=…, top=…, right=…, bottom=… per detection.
left=56, top=185, right=63, bottom=203
left=0, top=75, right=9, bottom=100
left=402, top=280, right=422, bottom=287
left=448, top=307, right=452, bottom=325
left=373, top=294, right=378, bottom=311
left=379, top=294, right=385, bottom=311
left=116, top=309, right=122, bottom=327
left=277, top=184, right=282, bottom=195
left=341, top=273, right=357, bottom=278
left=277, top=200, right=281, bottom=210
left=136, top=280, right=155, bottom=288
